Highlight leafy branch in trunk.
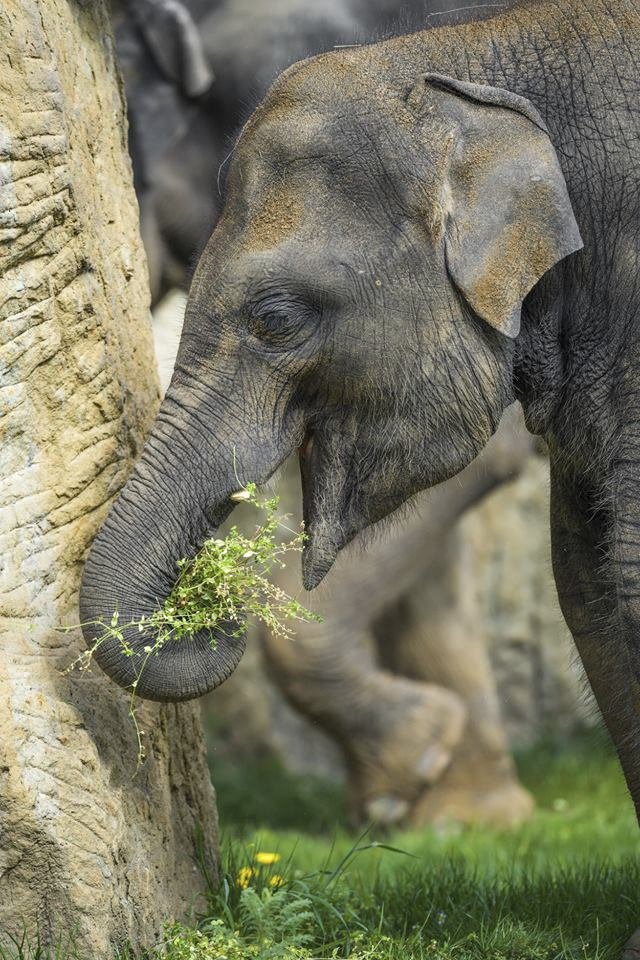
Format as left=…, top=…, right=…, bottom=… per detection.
left=67, top=485, right=320, bottom=765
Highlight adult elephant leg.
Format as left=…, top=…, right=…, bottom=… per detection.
left=262, top=413, right=532, bottom=823
left=259, top=460, right=467, bottom=826
left=261, top=617, right=465, bottom=825
left=550, top=463, right=640, bottom=959
left=375, top=530, right=533, bottom=829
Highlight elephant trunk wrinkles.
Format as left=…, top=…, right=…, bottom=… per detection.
left=80, top=389, right=262, bottom=702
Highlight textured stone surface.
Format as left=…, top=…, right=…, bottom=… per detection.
left=0, top=3, right=217, bottom=955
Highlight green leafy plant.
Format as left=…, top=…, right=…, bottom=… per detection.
left=155, top=887, right=390, bottom=959
left=238, top=885, right=315, bottom=955
left=157, top=916, right=310, bottom=960
left=67, top=484, right=320, bottom=764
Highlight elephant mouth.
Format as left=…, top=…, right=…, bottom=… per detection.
left=298, top=428, right=354, bottom=590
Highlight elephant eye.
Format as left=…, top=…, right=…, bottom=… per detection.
left=247, top=292, right=309, bottom=345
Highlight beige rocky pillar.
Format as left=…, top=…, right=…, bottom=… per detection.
left=0, top=1, right=218, bottom=955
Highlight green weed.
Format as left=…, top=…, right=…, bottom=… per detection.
left=67, top=484, right=319, bottom=763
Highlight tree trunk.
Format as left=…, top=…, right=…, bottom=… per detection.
left=0, top=1, right=218, bottom=955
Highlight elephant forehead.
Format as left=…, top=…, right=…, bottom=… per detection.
left=241, top=105, right=333, bottom=170
left=259, top=49, right=359, bottom=112
left=240, top=50, right=369, bottom=159
left=242, top=182, right=304, bottom=251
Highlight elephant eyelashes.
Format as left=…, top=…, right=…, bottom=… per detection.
left=246, top=294, right=313, bottom=346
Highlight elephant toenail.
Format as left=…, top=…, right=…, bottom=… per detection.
left=417, top=746, right=452, bottom=782
left=366, top=796, right=410, bottom=825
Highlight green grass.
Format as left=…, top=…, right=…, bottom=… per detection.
left=199, top=733, right=640, bottom=959
left=212, top=753, right=347, bottom=834
left=0, top=934, right=83, bottom=960
left=3, top=734, right=638, bottom=959
left=214, top=732, right=637, bottom=863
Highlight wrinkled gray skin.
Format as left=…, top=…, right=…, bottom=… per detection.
left=116, top=0, right=498, bottom=301
left=85, top=1, right=640, bottom=949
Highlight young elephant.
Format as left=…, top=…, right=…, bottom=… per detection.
left=82, top=0, right=640, bottom=952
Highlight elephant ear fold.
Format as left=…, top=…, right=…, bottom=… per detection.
left=424, top=74, right=583, bottom=338
left=134, top=0, right=214, bottom=97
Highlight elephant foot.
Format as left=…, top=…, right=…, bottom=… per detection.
left=409, top=773, right=534, bottom=830
left=623, top=928, right=640, bottom=959
left=347, top=676, right=466, bottom=825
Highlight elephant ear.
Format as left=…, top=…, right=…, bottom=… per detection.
left=416, top=74, right=583, bottom=338
left=133, top=0, right=214, bottom=97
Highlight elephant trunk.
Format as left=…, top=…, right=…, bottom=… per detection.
left=79, top=371, right=294, bottom=702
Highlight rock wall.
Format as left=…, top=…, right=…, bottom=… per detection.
left=0, top=4, right=217, bottom=955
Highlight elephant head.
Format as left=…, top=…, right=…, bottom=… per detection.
left=80, top=52, right=582, bottom=701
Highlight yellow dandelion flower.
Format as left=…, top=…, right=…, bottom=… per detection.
left=254, top=852, right=280, bottom=866
left=236, top=866, right=254, bottom=888
left=269, top=874, right=285, bottom=888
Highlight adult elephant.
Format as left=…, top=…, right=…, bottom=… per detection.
left=117, top=0, right=501, bottom=301
left=82, top=0, right=640, bottom=953
left=111, top=0, right=216, bottom=302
